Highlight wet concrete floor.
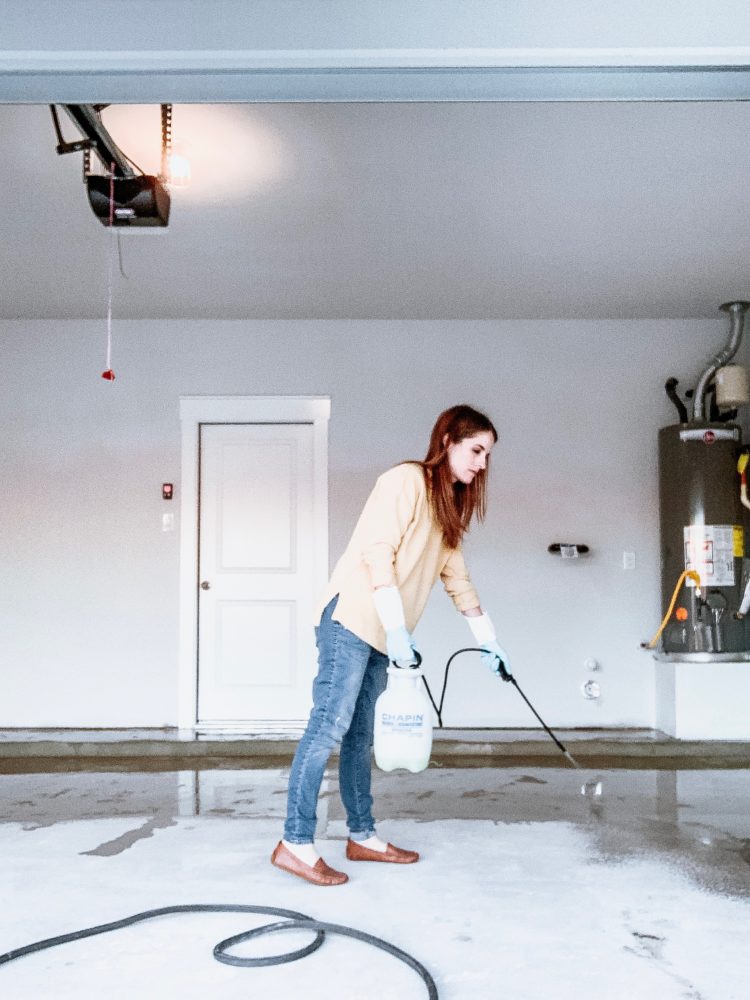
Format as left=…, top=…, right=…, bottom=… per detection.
left=1, top=765, right=749, bottom=998
left=0, top=766, right=748, bottom=897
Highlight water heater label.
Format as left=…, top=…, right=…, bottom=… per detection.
left=734, top=526, right=745, bottom=558
left=678, top=428, right=739, bottom=443
left=684, top=524, right=736, bottom=587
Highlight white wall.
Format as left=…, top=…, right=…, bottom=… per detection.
left=2, top=317, right=746, bottom=728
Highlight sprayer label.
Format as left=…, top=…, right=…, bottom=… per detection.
left=684, top=525, right=736, bottom=586
left=380, top=713, right=425, bottom=729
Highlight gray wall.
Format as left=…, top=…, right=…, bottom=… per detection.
left=2, top=317, right=745, bottom=727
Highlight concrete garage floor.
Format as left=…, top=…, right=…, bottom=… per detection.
left=1, top=759, right=749, bottom=999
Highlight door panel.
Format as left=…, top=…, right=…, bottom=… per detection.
left=217, top=441, right=295, bottom=569
left=197, top=423, right=317, bottom=726
left=214, top=601, right=294, bottom=686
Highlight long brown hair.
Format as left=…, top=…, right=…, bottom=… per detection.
left=417, top=405, right=498, bottom=549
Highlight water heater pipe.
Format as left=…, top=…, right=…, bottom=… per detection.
left=693, top=301, right=750, bottom=422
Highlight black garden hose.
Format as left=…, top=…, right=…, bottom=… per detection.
left=0, top=903, right=438, bottom=999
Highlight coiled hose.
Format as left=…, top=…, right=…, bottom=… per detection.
left=0, top=903, right=438, bottom=998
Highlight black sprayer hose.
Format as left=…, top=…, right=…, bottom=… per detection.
left=422, top=647, right=580, bottom=768
left=0, top=903, right=438, bottom=999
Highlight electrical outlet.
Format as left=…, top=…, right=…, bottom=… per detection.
left=581, top=680, right=601, bottom=700
left=623, top=551, right=636, bottom=570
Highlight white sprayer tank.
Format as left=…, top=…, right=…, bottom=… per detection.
left=373, top=665, right=433, bottom=773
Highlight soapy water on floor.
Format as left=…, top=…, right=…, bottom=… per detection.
left=1, top=766, right=748, bottom=999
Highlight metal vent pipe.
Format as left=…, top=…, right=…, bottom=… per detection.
left=692, top=300, right=750, bottom=422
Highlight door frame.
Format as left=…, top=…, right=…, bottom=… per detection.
left=177, top=395, right=330, bottom=731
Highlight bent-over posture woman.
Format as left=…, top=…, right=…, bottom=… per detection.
left=271, top=404, right=509, bottom=885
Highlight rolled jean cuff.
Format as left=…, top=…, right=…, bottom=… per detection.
left=349, top=828, right=377, bottom=841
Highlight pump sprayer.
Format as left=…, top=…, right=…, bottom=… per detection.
left=375, top=648, right=582, bottom=772
left=373, top=653, right=433, bottom=772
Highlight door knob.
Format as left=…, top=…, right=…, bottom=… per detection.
left=200, top=580, right=211, bottom=590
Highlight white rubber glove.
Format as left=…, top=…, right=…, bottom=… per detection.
left=466, top=613, right=511, bottom=681
left=372, top=586, right=418, bottom=666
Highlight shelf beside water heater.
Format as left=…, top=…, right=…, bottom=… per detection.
left=655, top=658, right=750, bottom=739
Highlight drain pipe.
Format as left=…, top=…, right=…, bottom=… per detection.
left=693, top=301, right=750, bottom=422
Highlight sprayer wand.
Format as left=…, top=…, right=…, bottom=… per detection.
left=422, top=647, right=581, bottom=768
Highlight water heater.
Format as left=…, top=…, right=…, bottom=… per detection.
left=657, top=301, right=750, bottom=658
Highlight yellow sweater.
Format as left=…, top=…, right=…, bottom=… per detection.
left=315, top=462, right=481, bottom=653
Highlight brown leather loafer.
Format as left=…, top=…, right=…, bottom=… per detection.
left=346, top=839, right=419, bottom=864
left=271, top=841, right=349, bottom=886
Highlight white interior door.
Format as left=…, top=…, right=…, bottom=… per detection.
left=197, top=422, right=318, bottom=728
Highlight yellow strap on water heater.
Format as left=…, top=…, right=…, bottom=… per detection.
left=645, top=569, right=702, bottom=650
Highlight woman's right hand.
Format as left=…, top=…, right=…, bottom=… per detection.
left=386, top=626, right=419, bottom=666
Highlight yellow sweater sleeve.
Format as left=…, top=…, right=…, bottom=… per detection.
left=358, top=465, right=422, bottom=588
left=440, top=547, right=481, bottom=613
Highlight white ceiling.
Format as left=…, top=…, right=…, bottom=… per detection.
left=2, top=100, right=749, bottom=320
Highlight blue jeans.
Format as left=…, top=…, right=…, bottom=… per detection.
left=283, top=596, right=389, bottom=844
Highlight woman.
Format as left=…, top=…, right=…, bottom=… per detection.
left=271, top=404, right=508, bottom=886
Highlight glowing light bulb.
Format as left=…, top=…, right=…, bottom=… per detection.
left=166, top=143, right=191, bottom=187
